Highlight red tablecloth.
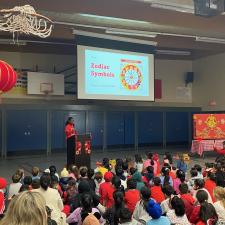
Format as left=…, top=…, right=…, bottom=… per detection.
left=191, top=140, right=225, bottom=156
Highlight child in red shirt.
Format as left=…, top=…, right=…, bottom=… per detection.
left=99, top=172, right=114, bottom=208
left=196, top=202, right=218, bottom=225
left=204, top=172, right=216, bottom=203
left=189, top=189, right=209, bottom=224
left=124, top=178, right=140, bottom=213
left=179, top=183, right=195, bottom=220
left=0, top=177, right=7, bottom=215
left=153, top=153, right=161, bottom=176
left=150, top=177, right=165, bottom=203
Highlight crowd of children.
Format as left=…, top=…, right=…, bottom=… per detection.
left=0, top=151, right=225, bottom=225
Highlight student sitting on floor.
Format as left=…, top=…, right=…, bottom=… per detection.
left=124, top=179, right=140, bottom=213
left=150, top=177, right=165, bottom=204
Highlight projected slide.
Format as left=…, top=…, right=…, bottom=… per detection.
left=77, top=46, right=154, bottom=101
left=85, top=49, right=148, bottom=96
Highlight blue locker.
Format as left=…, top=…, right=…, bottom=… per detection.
left=52, top=111, right=65, bottom=150
left=124, top=112, right=135, bottom=145
left=87, top=111, right=104, bottom=147
left=7, top=110, right=47, bottom=151
left=166, top=112, right=189, bottom=143
left=138, top=112, right=163, bottom=145
left=107, top=112, right=125, bottom=146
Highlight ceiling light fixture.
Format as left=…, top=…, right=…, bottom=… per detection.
left=0, top=39, right=27, bottom=45
left=73, top=29, right=157, bottom=46
left=196, top=36, right=225, bottom=44
left=135, top=0, right=194, bottom=14
left=156, top=49, right=191, bottom=56
left=105, top=28, right=157, bottom=38
left=78, top=13, right=150, bottom=24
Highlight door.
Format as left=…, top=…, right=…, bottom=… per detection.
left=107, top=112, right=124, bottom=148
left=107, top=111, right=135, bottom=149
left=7, top=110, right=47, bottom=152
left=166, top=112, right=189, bottom=145
left=87, top=111, right=104, bottom=149
left=138, top=112, right=163, bottom=146
left=124, top=112, right=135, bottom=146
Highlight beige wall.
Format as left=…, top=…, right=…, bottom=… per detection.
left=155, top=59, right=193, bottom=103
left=0, top=51, right=194, bottom=106
left=193, top=52, right=225, bottom=111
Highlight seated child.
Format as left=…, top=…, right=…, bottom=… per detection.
left=179, top=183, right=195, bottom=220
left=124, top=179, right=140, bottom=213
left=31, top=167, right=40, bottom=180
left=151, top=177, right=165, bottom=204
left=177, top=154, right=188, bottom=173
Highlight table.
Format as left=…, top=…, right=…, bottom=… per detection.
left=191, top=139, right=225, bottom=156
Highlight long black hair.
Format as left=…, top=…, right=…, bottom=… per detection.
left=176, top=169, right=186, bottom=183
left=103, top=191, right=125, bottom=225
left=140, top=186, right=151, bottom=211
left=80, top=193, right=93, bottom=222
left=113, top=191, right=125, bottom=225
left=161, top=167, right=170, bottom=187
left=40, top=174, right=51, bottom=190
left=199, top=202, right=218, bottom=225
left=146, top=152, right=154, bottom=166
left=65, top=117, right=74, bottom=126
left=170, top=196, right=185, bottom=217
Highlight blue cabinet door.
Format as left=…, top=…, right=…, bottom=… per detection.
left=166, top=112, right=189, bottom=144
left=87, top=111, right=104, bottom=148
left=107, top=112, right=125, bottom=147
left=107, top=111, right=135, bottom=148
left=124, top=112, right=135, bottom=146
left=52, top=111, right=66, bottom=150
left=7, top=110, right=47, bottom=152
left=138, top=112, right=163, bottom=145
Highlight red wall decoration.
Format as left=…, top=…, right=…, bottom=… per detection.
left=193, top=114, right=225, bottom=139
left=0, top=60, right=17, bottom=93
left=155, top=79, right=162, bottom=99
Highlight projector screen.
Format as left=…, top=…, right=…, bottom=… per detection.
left=77, top=45, right=154, bottom=101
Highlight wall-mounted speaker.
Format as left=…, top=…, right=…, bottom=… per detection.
left=185, top=72, right=194, bottom=86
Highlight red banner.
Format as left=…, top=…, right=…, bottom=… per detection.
left=193, top=114, right=225, bottom=139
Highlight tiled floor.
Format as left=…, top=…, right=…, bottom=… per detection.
left=0, top=147, right=217, bottom=182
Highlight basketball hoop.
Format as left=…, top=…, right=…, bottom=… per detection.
left=0, top=5, right=53, bottom=39
left=40, top=82, right=53, bottom=101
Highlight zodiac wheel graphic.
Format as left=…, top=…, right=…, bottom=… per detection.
left=120, top=64, right=142, bottom=90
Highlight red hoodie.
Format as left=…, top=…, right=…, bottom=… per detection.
left=150, top=186, right=165, bottom=203
left=180, top=193, right=195, bottom=220
left=204, top=179, right=216, bottom=203
left=99, top=182, right=115, bottom=208
left=124, top=189, right=140, bottom=213
left=0, top=192, right=5, bottom=215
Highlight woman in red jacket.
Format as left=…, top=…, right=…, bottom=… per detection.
left=65, top=117, right=77, bottom=167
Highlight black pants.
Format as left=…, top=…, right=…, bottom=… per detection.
left=67, top=136, right=75, bottom=167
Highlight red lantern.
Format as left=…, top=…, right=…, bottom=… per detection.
left=75, top=141, right=82, bottom=155
left=0, top=60, right=17, bottom=93
left=84, top=141, right=91, bottom=154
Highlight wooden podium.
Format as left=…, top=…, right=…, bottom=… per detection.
left=74, top=133, right=91, bottom=168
